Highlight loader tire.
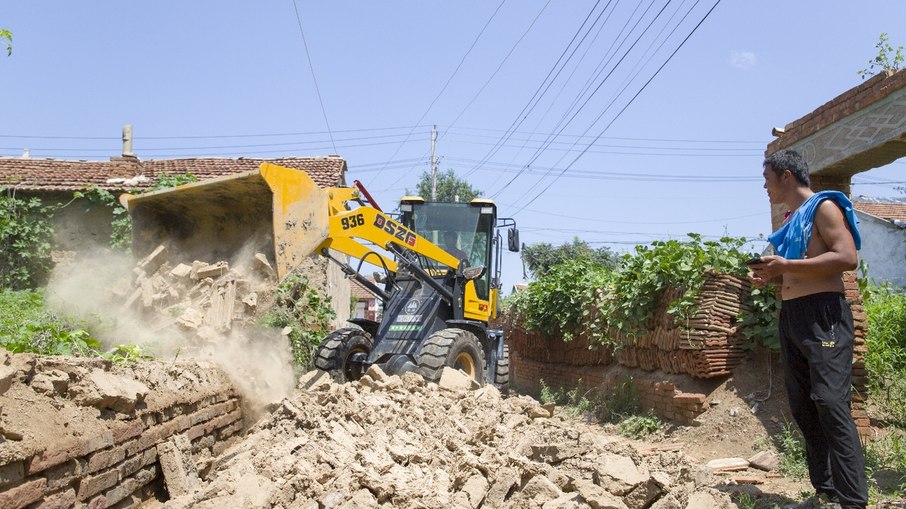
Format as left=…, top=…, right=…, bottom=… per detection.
left=314, top=328, right=372, bottom=383
left=416, top=328, right=485, bottom=385
left=494, top=344, right=510, bottom=391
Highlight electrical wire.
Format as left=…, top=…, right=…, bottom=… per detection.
left=512, top=0, right=723, bottom=213
left=370, top=0, right=508, bottom=180
left=491, top=0, right=673, bottom=198
left=291, top=0, right=338, bottom=154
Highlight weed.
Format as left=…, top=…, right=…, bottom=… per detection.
left=595, top=376, right=642, bottom=423
left=102, top=344, right=153, bottom=365
left=538, top=379, right=594, bottom=417
left=617, top=412, right=662, bottom=439
left=775, top=423, right=808, bottom=479
left=0, top=188, right=56, bottom=289
left=258, top=273, right=335, bottom=371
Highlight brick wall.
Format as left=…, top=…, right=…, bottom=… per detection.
left=506, top=271, right=871, bottom=436
left=510, top=353, right=713, bottom=425
left=0, top=356, right=244, bottom=509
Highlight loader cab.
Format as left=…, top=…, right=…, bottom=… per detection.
left=399, top=197, right=496, bottom=299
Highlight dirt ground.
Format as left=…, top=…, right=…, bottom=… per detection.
left=4, top=345, right=905, bottom=508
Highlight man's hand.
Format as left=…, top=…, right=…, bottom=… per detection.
left=747, top=255, right=785, bottom=288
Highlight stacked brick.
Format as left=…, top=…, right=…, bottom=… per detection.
left=613, top=273, right=752, bottom=378
left=507, top=272, right=753, bottom=380
left=0, top=355, right=243, bottom=509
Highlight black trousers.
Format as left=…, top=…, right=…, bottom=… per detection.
left=780, top=292, right=868, bottom=508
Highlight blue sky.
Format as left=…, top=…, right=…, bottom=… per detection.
left=3, top=1, right=905, bottom=292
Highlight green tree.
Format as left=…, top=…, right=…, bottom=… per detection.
left=859, top=32, right=904, bottom=79
left=522, top=237, right=620, bottom=278
left=413, top=169, right=482, bottom=202
left=1, top=28, right=11, bottom=57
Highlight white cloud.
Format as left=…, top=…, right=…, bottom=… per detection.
left=729, top=51, right=757, bottom=70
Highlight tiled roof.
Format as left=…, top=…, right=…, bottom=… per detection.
left=0, top=156, right=347, bottom=192
left=853, top=196, right=906, bottom=223
left=350, top=278, right=377, bottom=300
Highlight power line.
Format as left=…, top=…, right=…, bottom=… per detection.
left=371, top=0, right=508, bottom=181
left=512, top=0, right=723, bottom=213
left=504, top=0, right=703, bottom=200
left=465, top=0, right=606, bottom=179
left=491, top=0, right=674, bottom=197
left=291, top=0, right=338, bottom=154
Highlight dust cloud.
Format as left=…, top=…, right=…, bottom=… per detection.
left=44, top=243, right=298, bottom=420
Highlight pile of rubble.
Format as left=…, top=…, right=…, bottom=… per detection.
left=112, top=245, right=278, bottom=335
left=160, top=367, right=737, bottom=509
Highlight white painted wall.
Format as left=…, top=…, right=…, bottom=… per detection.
left=855, top=211, right=906, bottom=289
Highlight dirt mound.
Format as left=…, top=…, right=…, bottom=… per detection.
left=161, top=368, right=736, bottom=509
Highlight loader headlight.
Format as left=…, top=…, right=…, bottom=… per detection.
left=462, top=265, right=486, bottom=280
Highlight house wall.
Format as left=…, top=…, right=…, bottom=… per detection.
left=326, top=255, right=351, bottom=328
left=856, top=211, right=906, bottom=289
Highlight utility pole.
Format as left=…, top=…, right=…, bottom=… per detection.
left=430, top=125, right=438, bottom=201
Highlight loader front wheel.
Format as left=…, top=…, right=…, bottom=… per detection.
left=314, top=328, right=373, bottom=383
left=416, top=328, right=485, bottom=385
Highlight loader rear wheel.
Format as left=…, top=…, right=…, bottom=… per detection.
left=416, top=328, right=485, bottom=385
left=314, top=328, right=373, bottom=383
left=494, top=344, right=510, bottom=391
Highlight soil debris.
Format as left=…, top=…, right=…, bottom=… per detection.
left=162, top=367, right=736, bottom=509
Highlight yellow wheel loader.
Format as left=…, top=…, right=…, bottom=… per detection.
left=120, top=163, right=519, bottom=387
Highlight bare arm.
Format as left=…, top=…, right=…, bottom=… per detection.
left=751, top=200, right=857, bottom=281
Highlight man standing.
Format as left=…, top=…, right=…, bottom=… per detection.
left=748, top=149, right=867, bottom=509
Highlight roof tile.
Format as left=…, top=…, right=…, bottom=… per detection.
left=0, top=156, right=347, bottom=191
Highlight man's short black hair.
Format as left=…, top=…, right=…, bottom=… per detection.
left=764, top=149, right=810, bottom=187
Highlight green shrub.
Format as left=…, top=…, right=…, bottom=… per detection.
left=505, top=258, right=610, bottom=342
left=506, top=234, right=778, bottom=350
left=0, top=289, right=102, bottom=356
left=603, top=234, right=755, bottom=339
left=863, top=283, right=906, bottom=428
left=0, top=189, right=56, bottom=289
left=258, top=273, right=335, bottom=371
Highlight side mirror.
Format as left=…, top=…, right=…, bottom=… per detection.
left=507, top=227, right=520, bottom=252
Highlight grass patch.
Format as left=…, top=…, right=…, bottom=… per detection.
left=775, top=422, right=808, bottom=479
left=538, top=377, right=662, bottom=438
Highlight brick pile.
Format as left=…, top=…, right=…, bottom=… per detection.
left=114, top=244, right=278, bottom=335
left=613, top=273, right=752, bottom=379
left=507, top=272, right=754, bottom=380
left=161, top=366, right=737, bottom=508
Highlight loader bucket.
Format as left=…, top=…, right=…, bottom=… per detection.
left=121, top=163, right=329, bottom=279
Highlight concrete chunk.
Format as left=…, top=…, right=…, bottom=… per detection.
left=80, top=371, right=150, bottom=413
left=169, top=263, right=193, bottom=279
left=570, top=479, right=628, bottom=509
left=195, top=261, right=229, bottom=280
left=138, top=245, right=168, bottom=275
left=747, top=451, right=779, bottom=472
left=298, top=370, right=333, bottom=391
left=438, top=367, right=479, bottom=391
left=0, top=364, right=15, bottom=396
left=157, top=434, right=199, bottom=497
